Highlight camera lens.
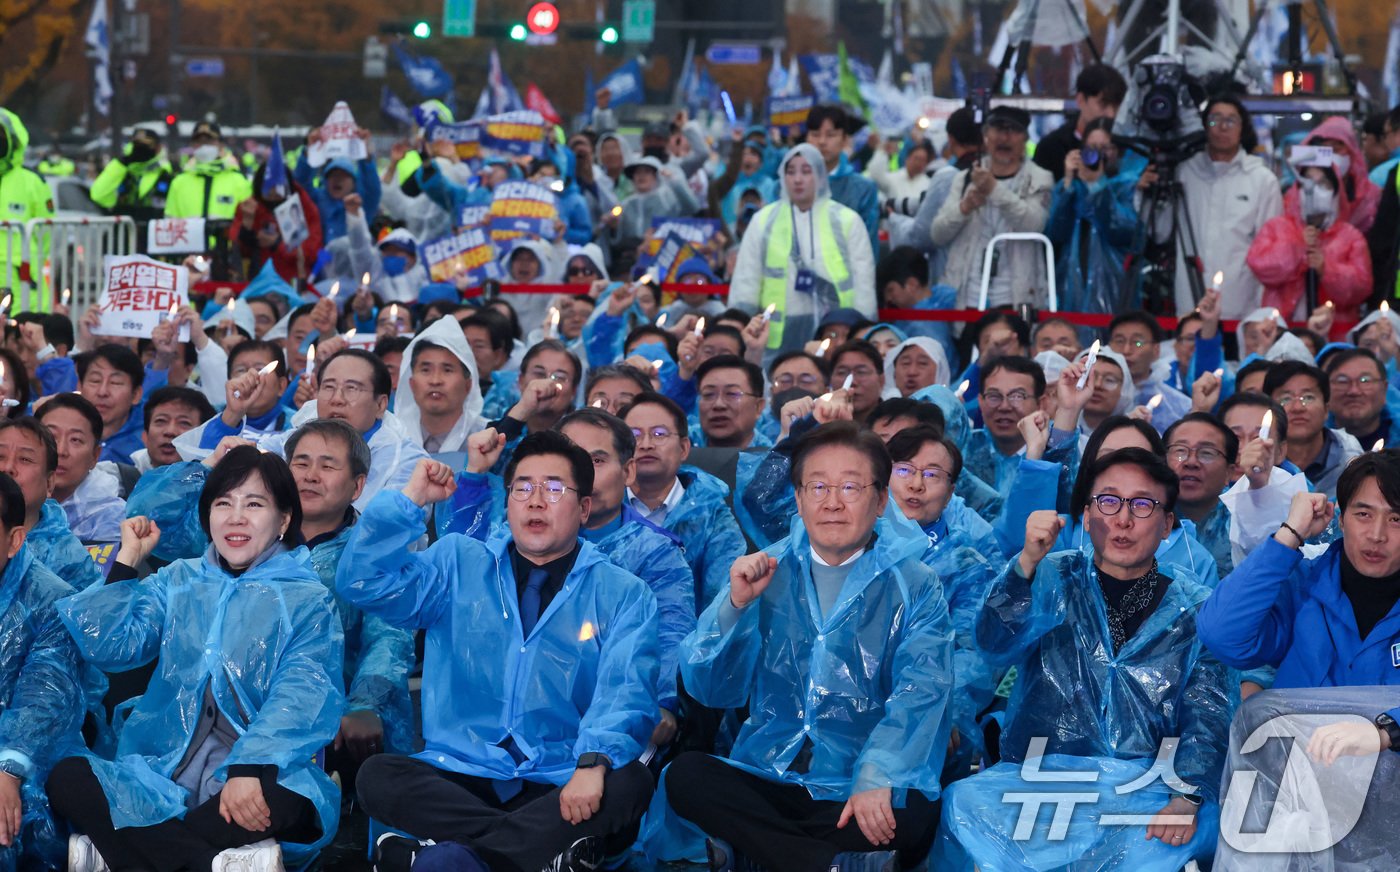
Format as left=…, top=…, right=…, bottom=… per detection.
left=1082, top=148, right=1101, bottom=169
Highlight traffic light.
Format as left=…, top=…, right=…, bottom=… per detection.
left=164, top=113, right=178, bottom=127
left=509, top=23, right=527, bottom=40
left=600, top=25, right=619, bottom=44
left=412, top=19, right=432, bottom=38
left=526, top=2, right=559, bottom=35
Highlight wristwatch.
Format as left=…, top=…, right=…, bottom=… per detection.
left=576, top=753, right=612, bottom=770
left=0, top=760, right=25, bottom=783
left=1374, top=714, right=1400, bottom=750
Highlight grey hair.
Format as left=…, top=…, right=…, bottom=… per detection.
left=285, top=418, right=371, bottom=479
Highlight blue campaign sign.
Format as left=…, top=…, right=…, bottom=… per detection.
left=185, top=58, right=225, bottom=77
left=705, top=43, right=761, bottom=66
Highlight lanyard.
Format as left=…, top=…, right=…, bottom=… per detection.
left=790, top=204, right=816, bottom=268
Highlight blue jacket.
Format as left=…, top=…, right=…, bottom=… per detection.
left=99, top=366, right=168, bottom=465
left=57, top=545, right=344, bottom=856
left=828, top=154, right=880, bottom=256
left=0, top=545, right=85, bottom=870
left=658, top=466, right=748, bottom=612
left=681, top=510, right=955, bottom=802
left=295, top=155, right=383, bottom=243
left=36, top=357, right=76, bottom=397
left=29, top=499, right=102, bottom=591
left=338, top=491, right=660, bottom=785
left=1199, top=538, right=1400, bottom=718
left=1045, top=175, right=1141, bottom=313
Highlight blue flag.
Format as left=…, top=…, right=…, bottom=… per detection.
left=393, top=42, right=454, bottom=98
left=380, top=87, right=415, bottom=127
left=262, top=129, right=289, bottom=199
left=487, top=48, right=524, bottom=114
left=598, top=58, right=644, bottom=107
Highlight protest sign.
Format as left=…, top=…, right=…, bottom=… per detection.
left=426, top=118, right=484, bottom=165
left=480, top=110, right=550, bottom=159
left=488, top=180, right=559, bottom=243
left=274, top=197, right=310, bottom=249
left=458, top=205, right=489, bottom=229
left=147, top=218, right=207, bottom=255
left=767, top=95, right=814, bottom=137
left=421, top=226, right=500, bottom=284
left=306, top=101, right=368, bottom=168
left=635, top=230, right=704, bottom=285
left=647, top=217, right=725, bottom=271
left=96, top=255, right=191, bottom=340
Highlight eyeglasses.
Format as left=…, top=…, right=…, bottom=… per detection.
left=892, top=464, right=951, bottom=485
left=527, top=368, right=573, bottom=384
left=587, top=393, right=636, bottom=412
left=566, top=266, right=599, bottom=277
left=1276, top=393, right=1321, bottom=408
left=1167, top=444, right=1225, bottom=465
left=1089, top=493, right=1163, bottom=519
left=773, top=373, right=823, bottom=391
left=699, top=388, right=759, bottom=405
left=832, top=367, right=878, bottom=382
left=318, top=380, right=370, bottom=402
left=631, top=426, right=678, bottom=444
left=981, top=390, right=1033, bottom=409
left=801, top=481, right=879, bottom=503
left=1207, top=115, right=1241, bottom=129
left=1110, top=337, right=1152, bottom=351
left=1329, top=374, right=1380, bottom=391
left=508, top=480, right=578, bottom=503
left=1089, top=374, right=1123, bottom=390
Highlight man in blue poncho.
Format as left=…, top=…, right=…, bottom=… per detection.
left=667, top=421, right=955, bottom=872
left=935, top=447, right=1233, bottom=871
left=342, top=434, right=659, bottom=872
left=0, top=416, right=101, bottom=591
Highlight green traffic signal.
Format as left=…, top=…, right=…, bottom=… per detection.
left=600, top=25, right=619, bottom=43
left=412, top=20, right=432, bottom=38
left=509, top=23, right=527, bottom=40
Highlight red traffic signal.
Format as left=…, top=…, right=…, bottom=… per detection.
left=527, top=2, right=559, bottom=35
left=164, top=113, right=178, bottom=126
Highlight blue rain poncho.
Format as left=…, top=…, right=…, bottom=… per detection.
left=338, top=491, right=660, bottom=785
left=56, top=545, right=344, bottom=858
left=29, top=499, right=102, bottom=591
left=435, top=471, right=693, bottom=713
left=479, top=377, right=521, bottom=423
left=60, top=463, right=127, bottom=544
left=679, top=509, right=956, bottom=802
left=935, top=549, right=1234, bottom=871
left=123, top=461, right=415, bottom=751
left=0, top=545, right=86, bottom=871
left=655, top=466, right=748, bottom=613
left=1046, top=174, right=1142, bottom=314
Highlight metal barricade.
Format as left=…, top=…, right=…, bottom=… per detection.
left=976, top=231, right=1059, bottom=313
left=0, top=220, right=25, bottom=302
left=26, top=217, right=138, bottom=317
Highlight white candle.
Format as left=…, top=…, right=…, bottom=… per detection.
left=694, top=317, right=706, bottom=337
left=61, top=288, right=71, bottom=306
left=304, top=344, right=316, bottom=378
left=1259, top=409, right=1273, bottom=441
left=1147, top=393, right=1163, bottom=410
left=841, top=373, right=854, bottom=391
left=345, top=328, right=357, bottom=341
left=1077, top=340, right=1100, bottom=390
left=1212, top=271, right=1223, bottom=291
left=817, top=338, right=831, bottom=356
left=762, top=303, right=777, bottom=322
left=955, top=379, right=970, bottom=400
left=547, top=307, right=560, bottom=339
left=1373, top=438, right=1385, bottom=452
left=259, top=360, right=279, bottom=376
left=656, top=313, right=668, bottom=328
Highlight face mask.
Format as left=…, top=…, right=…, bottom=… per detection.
left=193, top=144, right=220, bottom=164
left=382, top=255, right=408, bottom=277
left=1299, top=177, right=1338, bottom=228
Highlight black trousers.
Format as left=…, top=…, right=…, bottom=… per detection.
left=665, top=751, right=940, bottom=872
left=357, top=754, right=653, bottom=872
left=46, top=756, right=320, bottom=872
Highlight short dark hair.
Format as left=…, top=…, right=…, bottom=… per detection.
left=504, top=429, right=595, bottom=498
left=1175, top=311, right=1202, bottom=338
left=1337, top=450, right=1400, bottom=513
left=831, top=339, right=884, bottom=376
left=287, top=302, right=316, bottom=335
left=981, top=355, right=1047, bottom=397
left=702, top=324, right=746, bottom=355
left=0, top=416, right=56, bottom=475
left=867, top=398, right=945, bottom=434
left=1290, top=327, right=1327, bottom=357
left=35, top=392, right=104, bottom=443
left=198, top=445, right=302, bottom=544
left=321, top=348, right=393, bottom=399
left=806, top=104, right=853, bottom=135
left=138, top=337, right=197, bottom=369
left=1082, top=446, right=1180, bottom=515
left=1219, top=392, right=1290, bottom=443
left=716, top=308, right=752, bottom=327
left=767, top=350, right=831, bottom=383
left=1235, top=358, right=1273, bottom=386
left=373, top=335, right=413, bottom=359
left=409, top=339, right=466, bottom=369
left=285, top=418, right=371, bottom=479
left=1387, top=104, right=1400, bottom=133
left=461, top=310, right=515, bottom=356
left=624, top=325, right=679, bottom=359
left=618, top=391, right=688, bottom=439
left=39, top=313, right=75, bottom=351
left=885, top=424, right=963, bottom=482
left=558, top=408, right=636, bottom=465
left=945, top=107, right=981, bottom=148
left=1364, top=110, right=1389, bottom=139
left=1321, top=347, right=1385, bottom=378
left=76, top=344, right=145, bottom=390
left=695, top=354, right=764, bottom=396
left=227, top=339, right=289, bottom=380
left=1071, top=416, right=1165, bottom=516
left=143, top=386, right=215, bottom=431
left=585, top=364, right=652, bottom=399
left=1075, top=63, right=1128, bottom=106
left=484, top=297, right=524, bottom=340
left=1107, top=309, right=1164, bottom=343
left=877, top=246, right=930, bottom=293
left=790, top=421, right=892, bottom=494
left=0, top=472, right=24, bottom=532
left=1164, top=411, right=1240, bottom=465
left=1263, top=360, right=1329, bottom=405
left=1203, top=93, right=1259, bottom=152
left=521, top=339, right=583, bottom=388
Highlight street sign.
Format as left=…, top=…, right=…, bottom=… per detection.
left=363, top=36, right=387, bottom=78
left=443, top=0, right=477, bottom=38
left=705, top=43, right=761, bottom=65
left=621, top=0, right=654, bottom=44
left=184, top=58, right=224, bottom=77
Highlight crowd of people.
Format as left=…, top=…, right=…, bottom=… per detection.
left=1, top=58, right=1400, bottom=872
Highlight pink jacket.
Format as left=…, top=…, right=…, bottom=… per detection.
left=1286, top=116, right=1381, bottom=234
left=1247, top=196, right=1371, bottom=333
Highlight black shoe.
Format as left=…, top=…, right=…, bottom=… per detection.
left=542, top=836, right=603, bottom=872
left=829, top=850, right=897, bottom=872
left=373, top=833, right=436, bottom=872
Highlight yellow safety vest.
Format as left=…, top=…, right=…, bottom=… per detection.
left=757, top=199, right=856, bottom=348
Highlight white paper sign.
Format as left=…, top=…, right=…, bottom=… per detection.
left=306, top=101, right=368, bottom=168
left=146, top=218, right=207, bottom=255
left=274, top=196, right=309, bottom=249
left=96, top=255, right=191, bottom=341
left=345, top=331, right=378, bottom=350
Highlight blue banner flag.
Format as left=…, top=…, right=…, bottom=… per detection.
left=262, top=129, right=289, bottom=199
left=598, top=58, right=644, bottom=107
left=393, top=42, right=454, bottom=98
left=380, top=87, right=415, bottom=127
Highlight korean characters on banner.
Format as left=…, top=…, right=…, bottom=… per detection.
left=97, top=255, right=191, bottom=340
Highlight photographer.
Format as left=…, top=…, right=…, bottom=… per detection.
left=1046, top=118, right=1142, bottom=313
left=1033, top=64, right=1129, bottom=182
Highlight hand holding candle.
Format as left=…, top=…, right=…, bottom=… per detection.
left=1259, top=409, right=1272, bottom=442
left=1077, top=340, right=1100, bottom=390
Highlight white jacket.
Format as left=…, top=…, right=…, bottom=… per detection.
left=393, top=315, right=486, bottom=454
left=869, top=156, right=934, bottom=203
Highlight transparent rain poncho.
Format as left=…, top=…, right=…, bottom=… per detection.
left=659, top=466, right=748, bottom=613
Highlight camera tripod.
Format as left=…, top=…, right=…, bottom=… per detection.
left=1127, top=150, right=1209, bottom=315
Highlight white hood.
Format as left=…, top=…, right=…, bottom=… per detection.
left=1346, top=308, right=1400, bottom=346
left=883, top=337, right=951, bottom=397
left=1074, top=346, right=1136, bottom=417
left=393, top=315, right=486, bottom=453
left=1233, top=306, right=1290, bottom=359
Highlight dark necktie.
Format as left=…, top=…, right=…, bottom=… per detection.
left=520, top=566, right=549, bottom=638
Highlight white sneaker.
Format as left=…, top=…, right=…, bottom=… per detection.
left=67, top=834, right=110, bottom=872
left=211, top=838, right=284, bottom=872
